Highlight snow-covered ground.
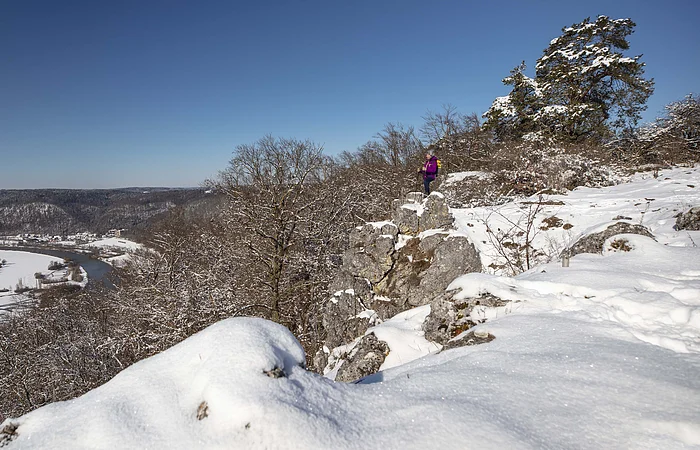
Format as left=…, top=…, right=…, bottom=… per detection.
left=2, top=166, right=699, bottom=449
left=85, top=237, right=143, bottom=251
left=85, top=237, right=143, bottom=266
left=0, top=250, right=87, bottom=311
left=451, top=166, right=700, bottom=272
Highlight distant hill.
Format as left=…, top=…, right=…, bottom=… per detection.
left=0, top=188, right=222, bottom=236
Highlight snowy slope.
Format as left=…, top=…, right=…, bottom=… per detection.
left=2, top=166, right=700, bottom=449
left=452, top=165, right=700, bottom=272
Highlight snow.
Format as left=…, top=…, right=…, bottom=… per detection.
left=0, top=250, right=86, bottom=311
left=394, top=234, right=412, bottom=251
left=367, top=220, right=395, bottom=230
left=86, top=237, right=142, bottom=251
left=368, top=305, right=441, bottom=371
left=485, top=95, right=516, bottom=118
left=3, top=166, right=700, bottom=448
left=0, top=251, right=55, bottom=292
left=401, top=202, right=423, bottom=215
left=442, top=171, right=492, bottom=185
left=448, top=234, right=700, bottom=354
left=6, top=308, right=699, bottom=448
left=452, top=165, right=700, bottom=273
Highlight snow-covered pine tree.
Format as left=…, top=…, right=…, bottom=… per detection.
left=485, top=16, right=654, bottom=142
left=483, top=62, right=544, bottom=141
left=535, top=16, right=654, bottom=141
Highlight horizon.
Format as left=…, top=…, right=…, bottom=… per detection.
left=0, top=186, right=205, bottom=191
left=2, top=0, right=699, bottom=189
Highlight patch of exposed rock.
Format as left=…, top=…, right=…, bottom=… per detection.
left=422, top=294, right=509, bottom=346
left=391, top=192, right=454, bottom=234
left=674, top=206, right=700, bottom=231
left=568, top=222, right=655, bottom=256
left=443, top=329, right=496, bottom=350
left=334, top=333, right=389, bottom=383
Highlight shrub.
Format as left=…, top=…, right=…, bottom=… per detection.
left=48, top=261, right=65, bottom=271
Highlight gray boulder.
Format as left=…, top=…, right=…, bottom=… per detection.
left=321, top=284, right=375, bottom=350
left=422, top=297, right=460, bottom=344
left=391, top=192, right=454, bottom=234
left=335, top=333, right=389, bottom=382
left=420, top=193, right=454, bottom=231
left=392, top=198, right=421, bottom=234
left=422, top=293, right=507, bottom=345
left=675, top=206, right=700, bottom=231
left=345, top=223, right=398, bottom=284
left=411, top=236, right=481, bottom=307
left=569, top=222, right=655, bottom=256
left=375, top=236, right=433, bottom=309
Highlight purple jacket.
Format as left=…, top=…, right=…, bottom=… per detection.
left=422, top=156, right=438, bottom=180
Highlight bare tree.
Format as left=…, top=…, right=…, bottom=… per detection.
left=361, top=122, right=424, bottom=167
left=215, top=136, right=330, bottom=324
left=420, top=104, right=465, bottom=144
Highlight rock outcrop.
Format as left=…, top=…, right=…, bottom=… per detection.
left=334, top=333, right=389, bottom=383
left=316, top=192, right=483, bottom=375
left=568, top=222, right=655, bottom=256
left=392, top=192, right=454, bottom=234
left=443, top=329, right=496, bottom=350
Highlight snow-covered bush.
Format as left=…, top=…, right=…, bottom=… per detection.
left=635, top=94, right=700, bottom=164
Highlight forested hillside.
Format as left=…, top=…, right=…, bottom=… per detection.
left=0, top=188, right=219, bottom=236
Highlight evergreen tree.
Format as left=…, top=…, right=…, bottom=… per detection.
left=483, top=62, right=543, bottom=140
left=485, top=16, right=654, bottom=142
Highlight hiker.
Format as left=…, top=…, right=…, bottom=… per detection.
left=419, top=152, right=439, bottom=195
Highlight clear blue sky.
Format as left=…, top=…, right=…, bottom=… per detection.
left=2, top=0, right=698, bottom=188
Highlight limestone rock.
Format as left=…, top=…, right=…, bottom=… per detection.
left=421, top=297, right=458, bottom=344
left=405, top=192, right=424, bottom=203
left=423, top=294, right=509, bottom=345
left=315, top=192, right=482, bottom=373
left=391, top=192, right=454, bottom=234
left=410, top=236, right=481, bottom=307
left=569, top=222, right=655, bottom=256
left=335, top=333, right=389, bottom=382
left=321, top=288, right=374, bottom=350
left=419, top=192, right=454, bottom=231
left=345, top=223, right=398, bottom=284
left=392, top=201, right=421, bottom=234
left=674, top=206, right=700, bottom=231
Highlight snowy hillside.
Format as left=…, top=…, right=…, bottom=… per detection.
left=2, top=166, right=699, bottom=449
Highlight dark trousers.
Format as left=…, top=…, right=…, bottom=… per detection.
left=424, top=177, right=433, bottom=195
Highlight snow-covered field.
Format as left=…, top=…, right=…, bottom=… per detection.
left=2, top=166, right=699, bottom=449
left=85, top=237, right=142, bottom=251
left=0, top=250, right=86, bottom=311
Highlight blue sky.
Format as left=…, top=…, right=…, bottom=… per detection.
left=1, top=0, right=698, bottom=188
